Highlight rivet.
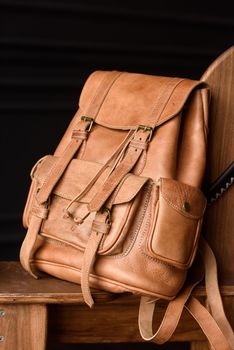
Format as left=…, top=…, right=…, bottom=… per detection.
left=0, top=310, right=5, bottom=317
left=0, top=336, right=5, bottom=342
left=183, top=201, right=190, bottom=212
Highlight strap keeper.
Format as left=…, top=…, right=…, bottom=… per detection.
left=30, top=205, right=49, bottom=219
left=71, top=130, right=88, bottom=140
left=129, top=139, right=148, bottom=150
left=91, top=220, right=111, bottom=235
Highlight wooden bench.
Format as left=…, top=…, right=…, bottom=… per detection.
left=0, top=47, right=233, bottom=350
left=0, top=261, right=233, bottom=350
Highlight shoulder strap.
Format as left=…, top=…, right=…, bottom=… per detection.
left=186, top=297, right=231, bottom=350
left=138, top=256, right=203, bottom=343
left=138, top=239, right=234, bottom=349
left=199, top=237, right=234, bottom=347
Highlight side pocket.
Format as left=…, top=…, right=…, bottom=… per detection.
left=22, top=155, right=53, bottom=228
left=148, top=178, right=206, bottom=269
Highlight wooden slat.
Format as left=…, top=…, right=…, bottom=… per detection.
left=0, top=261, right=233, bottom=345
left=0, top=262, right=114, bottom=304
left=47, top=296, right=206, bottom=344
left=0, top=304, right=47, bottom=350
left=201, top=46, right=234, bottom=285
left=190, top=341, right=210, bottom=350
left=0, top=262, right=233, bottom=304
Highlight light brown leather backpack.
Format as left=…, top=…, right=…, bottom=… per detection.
left=20, top=71, right=234, bottom=349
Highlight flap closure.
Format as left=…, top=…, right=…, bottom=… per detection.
left=113, top=174, right=149, bottom=204
left=159, top=178, right=206, bottom=219
left=79, top=70, right=203, bottom=130
left=33, top=155, right=149, bottom=205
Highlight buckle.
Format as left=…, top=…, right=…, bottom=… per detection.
left=102, top=207, right=112, bottom=223
left=81, top=116, right=94, bottom=132
left=136, top=125, right=153, bottom=142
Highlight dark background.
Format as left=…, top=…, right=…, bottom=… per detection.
left=1, top=0, right=233, bottom=259
left=0, top=1, right=233, bottom=349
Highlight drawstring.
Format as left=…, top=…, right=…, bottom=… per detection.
left=101, top=127, right=139, bottom=183
left=64, top=129, right=135, bottom=218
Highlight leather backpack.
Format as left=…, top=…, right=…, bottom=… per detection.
left=20, top=71, right=234, bottom=349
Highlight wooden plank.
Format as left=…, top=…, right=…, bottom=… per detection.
left=0, top=262, right=233, bottom=304
left=201, top=46, right=234, bottom=285
left=47, top=296, right=206, bottom=344
left=190, top=341, right=210, bottom=350
left=47, top=293, right=233, bottom=344
left=0, top=304, right=47, bottom=350
left=0, top=262, right=114, bottom=304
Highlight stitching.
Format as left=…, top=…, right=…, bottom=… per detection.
left=94, top=72, right=125, bottom=120
left=160, top=189, right=204, bottom=220
left=89, top=71, right=124, bottom=119
left=31, top=259, right=176, bottom=299
left=103, top=182, right=153, bottom=259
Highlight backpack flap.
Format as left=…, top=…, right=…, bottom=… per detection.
left=79, top=71, right=203, bottom=129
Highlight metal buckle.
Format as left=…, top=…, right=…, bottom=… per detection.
left=81, top=115, right=94, bottom=132
left=102, top=207, right=111, bottom=223
left=136, top=125, right=153, bottom=142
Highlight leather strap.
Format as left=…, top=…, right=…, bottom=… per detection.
left=36, top=70, right=123, bottom=205
left=199, top=237, right=234, bottom=348
left=20, top=213, right=45, bottom=278
left=138, top=240, right=234, bottom=349
left=88, top=128, right=151, bottom=212
left=87, top=77, right=184, bottom=212
left=81, top=211, right=111, bottom=307
left=138, top=258, right=203, bottom=343
left=36, top=119, right=89, bottom=205
left=65, top=129, right=135, bottom=216
left=185, top=297, right=232, bottom=350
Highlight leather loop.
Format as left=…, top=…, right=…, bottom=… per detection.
left=91, top=220, right=111, bottom=235
left=129, top=139, right=148, bottom=150
left=71, top=129, right=88, bottom=140
left=30, top=205, right=48, bottom=220
left=199, top=237, right=234, bottom=348
left=185, top=297, right=232, bottom=350
left=138, top=258, right=204, bottom=344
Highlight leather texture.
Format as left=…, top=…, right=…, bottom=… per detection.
left=20, top=70, right=233, bottom=349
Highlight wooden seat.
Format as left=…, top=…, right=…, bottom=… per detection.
left=0, top=261, right=233, bottom=350
left=0, top=47, right=233, bottom=350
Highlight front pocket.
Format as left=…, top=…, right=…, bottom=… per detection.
left=148, top=178, right=206, bottom=269
left=29, top=155, right=151, bottom=255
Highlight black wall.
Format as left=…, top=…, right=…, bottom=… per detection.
left=1, top=0, right=234, bottom=260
